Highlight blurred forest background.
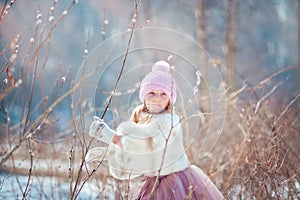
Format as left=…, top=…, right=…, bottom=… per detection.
left=0, top=0, right=299, bottom=199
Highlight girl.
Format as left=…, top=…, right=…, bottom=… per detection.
left=88, top=61, right=223, bottom=199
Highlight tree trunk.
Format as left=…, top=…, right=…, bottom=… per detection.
left=225, top=0, right=239, bottom=92
left=197, top=0, right=210, bottom=112
left=298, top=0, right=300, bottom=84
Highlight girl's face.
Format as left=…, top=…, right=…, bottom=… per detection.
left=144, top=90, right=170, bottom=114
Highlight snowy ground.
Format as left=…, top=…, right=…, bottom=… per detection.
left=0, top=156, right=142, bottom=200
left=0, top=172, right=116, bottom=200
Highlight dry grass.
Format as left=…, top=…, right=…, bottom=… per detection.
left=189, top=85, right=300, bottom=199
left=1, top=83, right=299, bottom=199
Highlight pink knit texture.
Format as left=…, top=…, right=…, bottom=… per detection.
left=139, top=61, right=176, bottom=104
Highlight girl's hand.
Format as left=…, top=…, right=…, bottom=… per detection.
left=89, top=116, right=117, bottom=143
left=89, top=116, right=105, bottom=139
left=112, top=135, right=122, bottom=148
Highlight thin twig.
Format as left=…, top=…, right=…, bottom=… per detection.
left=0, top=0, right=16, bottom=22
left=148, top=51, right=176, bottom=199
left=244, top=66, right=296, bottom=108
left=0, top=80, right=81, bottom=166
left=0, top=1, right=76, bottom=102
left=22, top=149, right=34, bottom=200
left=22, top=25, right=45, bottom=137
left=100, top=1, right=140, bottom=119
left=274, top=93, right=300, bottom=126
left=73, top=148, right=109, bottom=200
left=70, top=1, right=142, bottom=199
left=254, top=83, right=278, bottom=114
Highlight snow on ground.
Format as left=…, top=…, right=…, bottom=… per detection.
left=0, top=172, right=116, bottom=200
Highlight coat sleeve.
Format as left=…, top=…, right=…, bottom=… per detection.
left=100, top=124, right=117, bottom=143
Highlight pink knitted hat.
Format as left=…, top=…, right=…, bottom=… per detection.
left=139, top=61, right=176, bottom=104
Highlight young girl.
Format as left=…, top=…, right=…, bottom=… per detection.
left=88, top=61, right=224, bottom=199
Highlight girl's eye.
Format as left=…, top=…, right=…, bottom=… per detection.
left=148, top=92, right=155, bottom=95
left=161, top=92, right=167, bottom=96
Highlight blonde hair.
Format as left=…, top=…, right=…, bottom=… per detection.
left=131, top=102, right=173, bottom=124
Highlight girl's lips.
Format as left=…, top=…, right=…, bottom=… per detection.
left=147, top=104, right=162, bottom=113
left=149, top=104, right=161, bottom=107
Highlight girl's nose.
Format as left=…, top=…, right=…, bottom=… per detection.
left=153, top=95, right=160, bottom=101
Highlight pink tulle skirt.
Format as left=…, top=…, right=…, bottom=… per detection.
left=130, top=165, right=223, bottom=200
